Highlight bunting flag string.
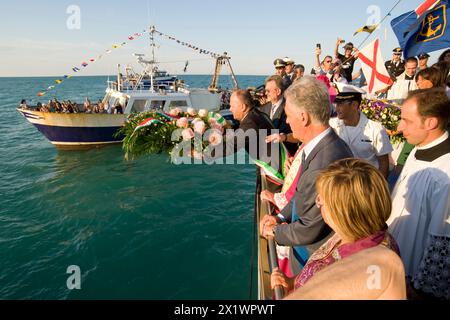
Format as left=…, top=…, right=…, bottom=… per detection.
left=153, top=29, right=221, bottom=59
left=36, top=27, right=151, bottom=97
left=36, top=27, right=224, bottom=98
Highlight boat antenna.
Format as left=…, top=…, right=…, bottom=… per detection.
left=149, top=25, right=156, bottom=93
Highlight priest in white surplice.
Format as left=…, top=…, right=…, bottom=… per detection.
left=387, top=88, right=450, bottom=300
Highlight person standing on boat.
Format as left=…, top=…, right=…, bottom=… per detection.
left=273, top=59, right=292, bottom=91
left=385, top=47, right=406, bottom=81
left=293, top=65, right=305, bottom=81
left=20, top=99, right=28, bottom=109
left=283, top=57, right=296, bottom=83
left=260, top=75, right=298, bottom=156
left=334, top=39, right=358, bottom=83
left=205, top=89, right=282, bottom=171
left=260, top=76, right=353, bottom=274
left=417, top=53, right=430, bottom=71
left=387, top=88, right=450, bottom=300
left=270, top=159, right=405, bottom=300
left=330, top=84, right=393, bottom=179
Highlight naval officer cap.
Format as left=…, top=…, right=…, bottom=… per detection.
left=393, top=47, right=403, bottom=54
left=334, top=83, right=366, bottom=103
left=283, top=57, right=295, bottom=65
left=274, top=58, right=287, bottom=68
left=418, top=52, right=430, bottom=59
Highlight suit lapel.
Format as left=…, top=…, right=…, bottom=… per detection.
left=272, top=99, right=285, bottom=120
left=300, top=130, right=335, bottom=174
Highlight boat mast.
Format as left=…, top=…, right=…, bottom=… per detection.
left=149, top=25, right=156, bottom=93
left=208, top=52, right=239, bottom=92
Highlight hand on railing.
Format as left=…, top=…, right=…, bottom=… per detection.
left=260, top=214, right=277, bottom=239
left=270, top=268, right=295, bottom=299
left=260, top=190, right=275, bottom=204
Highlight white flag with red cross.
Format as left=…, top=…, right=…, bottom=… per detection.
left=358, top=38, right=394, bottom=94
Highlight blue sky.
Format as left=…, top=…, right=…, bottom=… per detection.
left=0, top=0, right=446, bottom=76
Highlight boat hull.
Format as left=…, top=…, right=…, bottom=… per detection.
left=17, top=109, right=126, bottom=150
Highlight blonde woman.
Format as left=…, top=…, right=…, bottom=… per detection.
left=271, top=158, right=406, bottom=299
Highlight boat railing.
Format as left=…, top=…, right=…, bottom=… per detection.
left=258, top=176, right=284, bottom=300
left=107, top=80, right=189, bottom=94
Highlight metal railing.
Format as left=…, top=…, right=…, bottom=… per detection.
left=258, top=176, right=284, bottom=300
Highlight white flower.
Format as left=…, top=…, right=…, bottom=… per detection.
left=198, top=109, right=208, bottom=117
left=193, top=120, right=206, bottom=135
left=186, top=107, right=197, bottom=116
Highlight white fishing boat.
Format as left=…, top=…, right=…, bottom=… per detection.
left=18, top=26, right=238, bottom=150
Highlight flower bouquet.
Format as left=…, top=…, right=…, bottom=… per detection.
left=117, top=107, right=230, bottom=161
left=360, top=99, right=405, bottom=145
left=169, top=108, right=229, bottom=161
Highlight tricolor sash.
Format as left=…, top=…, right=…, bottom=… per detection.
left=273, top=147, right=304, bottom=211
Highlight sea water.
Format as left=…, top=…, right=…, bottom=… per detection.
left=0, top=75, right=266, bottom=299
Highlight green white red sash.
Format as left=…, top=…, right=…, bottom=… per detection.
left=273, top=147, right=304, bottom=210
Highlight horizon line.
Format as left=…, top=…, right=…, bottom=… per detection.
left=0, top=74, right=269, bottom=79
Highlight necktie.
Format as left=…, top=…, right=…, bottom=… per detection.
left=271, top=105, right=276, bottom=119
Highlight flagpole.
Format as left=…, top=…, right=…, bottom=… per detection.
left=341, top=0, right=405, bottom=68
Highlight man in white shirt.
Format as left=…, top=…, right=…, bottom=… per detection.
left=387, top=57, right=419, bottom=102
left=330, top=84, right=393, bottom=178
left=387, top=88, right=450, bottom=299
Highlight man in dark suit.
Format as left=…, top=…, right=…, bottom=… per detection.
left=260, top=75, right=299, bottom=156
left=260, top=76, right=353, bottom=265
left=385, top=47, right=405, bottom=81
left=205, top=89, right=282, bottom=174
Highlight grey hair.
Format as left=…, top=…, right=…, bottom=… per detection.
left=284, top=76, right=331, bottom=125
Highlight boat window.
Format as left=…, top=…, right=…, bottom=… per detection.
left=167, top=100, right=188, bottom=108
left=149, top=100, right=166, bottom=110
left=131, top=100, right=148, bottom=113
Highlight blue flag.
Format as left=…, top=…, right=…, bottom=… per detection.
left=391, top=0, right=450, bottom=58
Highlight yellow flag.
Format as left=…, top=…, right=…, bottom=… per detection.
left=353, top=25, right=378, bottom=36
left=55, top=79, right=62, bottom=84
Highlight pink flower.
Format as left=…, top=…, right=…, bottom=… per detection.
left=176, top=117, right=189, bottom=128
left=182, top=128, right=195, bottom=141
left=193, top=120, right=206, bottom=134
left=187, top=107, right=197, bottom=116
left=191, top=118, right=201, bottom=125
left=208, top=129, right=223, bottom=146
left=212, top=123, right=224, bottom=134
left=198, top=109, right=208, bottom=117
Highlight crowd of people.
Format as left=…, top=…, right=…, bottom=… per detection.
left=20, top=97, right=125, bottom=114
left=222, top=43, right=449, bottom=300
